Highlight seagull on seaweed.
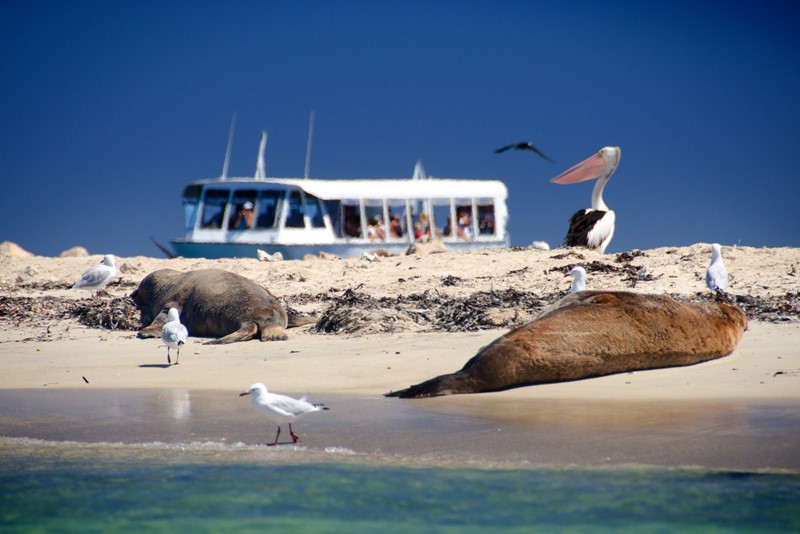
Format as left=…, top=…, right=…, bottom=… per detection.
left=706, top=243, right=729, bottom=294
left=240, top=383, right=329, bottom=446
left=71, top=254, right=116, bottom=296
left=494, top=141, right=555, bottom=163
left=567, top=266, right=587, bottom=293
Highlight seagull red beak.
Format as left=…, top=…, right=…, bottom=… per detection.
left=550, top=152, right=606, bottom=184
left=239, top=392, right=250, bottom=397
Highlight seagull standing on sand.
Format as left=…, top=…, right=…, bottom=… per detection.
left=706, top=243, right=729, bottom=293
left=550, top=146, right=620, bottom=253
left=567, top=266, right=587, bottom=293
left=240, top=382, right=329, bottom=446
left=72, top=254, right=116, bottom=295
left=162, top=308, right=188, bottom=365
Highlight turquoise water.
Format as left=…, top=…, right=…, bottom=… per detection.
left=2, top=450, right=798, bottom=533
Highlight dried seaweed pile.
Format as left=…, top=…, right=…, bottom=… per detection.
left=73, top=297, right=141, bottom=330
left=315, top=287, right=550, bottom=334
left=734, top=292, right=800, bottom=323
left=0, top=286, right=796, bottom=338
left=0, top=296, right=141, bottom=331
left=549, top=257, right=657, bottom=285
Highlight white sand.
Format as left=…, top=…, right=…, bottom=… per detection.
left=0, top=243, right=797, bottom=401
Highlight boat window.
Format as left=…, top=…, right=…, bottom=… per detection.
left=323, top=200, right=343, bottom=236
left=200, top=189, right=230, bottom=229
left=284, top=190, right=305, bottom=228
left=364, top=200, right=386, bottom=241
left=341, top=203, right=361, bottom=238
left=304, top=194, right=326, bottom=229
left=430, top=199, right=451, bottom=240
left=181, top=185, right=203, bottom=234
left=477, top=203, right=496, bottom=236
left=256, top=190, right=282, bottom=229
left=407, top=200, right=426, bottom=240
left=229, top=190, right=258, bottom=230
left=386, top=200, right=407, bottom=240
left=454, top=199, right=475, bottom=240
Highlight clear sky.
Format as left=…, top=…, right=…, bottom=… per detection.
left=2, top=0, right=799, bottom=257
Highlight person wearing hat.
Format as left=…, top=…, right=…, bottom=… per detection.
left=232, top=201, right=255, bottom=229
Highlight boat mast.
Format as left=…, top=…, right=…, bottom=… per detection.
left=221, top=113, right=236, bottom=181
left=255, top=130, right=267, bottom=179
left=304, top=110, right=315, bottom=179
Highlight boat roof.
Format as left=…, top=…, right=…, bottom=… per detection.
left=190, top=176, right=508, bottom=201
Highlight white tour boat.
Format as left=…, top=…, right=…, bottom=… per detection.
left=171, top=133, right=510, bottom=259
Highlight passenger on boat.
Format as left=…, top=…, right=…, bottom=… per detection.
left=418, top=212, right=433, bottom=239
left=457, top=210, right=473, bottom=240
left=479, top=212, right=495, bottom=235
left=389, top=213, right=403, bottom=239
left=367, top=216, right=386, bottom=241
left=231, top=201, right=255, bottom=230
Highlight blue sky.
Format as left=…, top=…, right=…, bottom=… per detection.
left=2, top=0, right=799, bottom=257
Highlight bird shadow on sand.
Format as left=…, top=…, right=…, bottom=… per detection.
left=138, top=363, right=172, bottom=369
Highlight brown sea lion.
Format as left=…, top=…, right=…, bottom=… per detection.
left=131, top=268, right=297, bottom=344
left=386, top=291, right=748, bottom=398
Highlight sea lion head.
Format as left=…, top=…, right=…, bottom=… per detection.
left=130, top=268, right=181, bottom=307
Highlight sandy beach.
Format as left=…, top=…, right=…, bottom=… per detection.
left=1, top=243, right=798, bottom=469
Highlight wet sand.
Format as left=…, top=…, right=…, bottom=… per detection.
left=2, top=388, right=798, bottom=470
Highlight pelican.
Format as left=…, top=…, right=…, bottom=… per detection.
left=550, top=146, right=620, bottom=253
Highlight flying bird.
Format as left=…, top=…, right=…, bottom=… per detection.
left=494, top=141, right=555, bottom=163
left=706, top=243, right=729, bottom=293
left=567, top=266, right=587, bottom=293
left=72, top=254, right=116, bottom=295
left=240, top=382, right=329, bottom=446
left=550, top=146, right=620, bottom=253
left=161, top=308, right=188, bottom=365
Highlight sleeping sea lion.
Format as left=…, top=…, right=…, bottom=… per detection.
left=132, top=268, right=299, bottom=344
left=386, top=291, right=748, bottom=398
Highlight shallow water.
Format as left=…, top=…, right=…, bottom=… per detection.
left=2, top=388, right=800, bottom=531
left=2, top=440, right=799, bottom=533
left=1, top=389, right=799, bottom=469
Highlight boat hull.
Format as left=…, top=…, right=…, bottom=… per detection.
left=170, top=239, right=510, bottom=260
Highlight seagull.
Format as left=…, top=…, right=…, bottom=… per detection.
left=550, top=146, right=620, bottom=253
left=239, top=382, right=329, bottom=446
left=567, top=266, right=587, bottom=293
left=161, top=308, right=188, bottom=365
left=72, top=254, right=116, bottom=295
left=494, top=141, right=555, bottom=163
left=706, top=243, right=729, bottom=293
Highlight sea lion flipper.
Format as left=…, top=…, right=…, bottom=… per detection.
left=260, top=324, right=288, bottom=341
left=385, top=372, right=471, bottom=398
left=206, top=322, right=260, bottom=344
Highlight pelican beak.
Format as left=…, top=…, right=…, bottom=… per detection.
left=550, top=151, right=607, bottom=184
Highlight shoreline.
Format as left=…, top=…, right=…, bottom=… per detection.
left=3, top=389, right=799, bottom=471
